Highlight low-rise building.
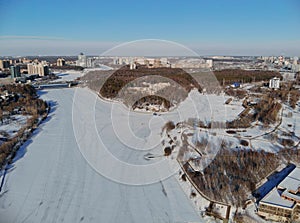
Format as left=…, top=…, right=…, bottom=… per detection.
left=258, top=167, right=300, bottom=222
left=269, top=77, right=280, bottom=89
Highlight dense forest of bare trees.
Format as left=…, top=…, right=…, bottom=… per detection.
left=183, top=149, right=281, bottom=206
left=0, top=84, right=47, bottom=116
left=214, top=69, right=281, bottom=85
left=182, top=146, right=300, bottom=207
left=268, top=83, right=300, bottom=109
left=99, top=66, right=201, bottom=99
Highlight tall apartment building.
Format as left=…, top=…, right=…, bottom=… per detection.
left=206, top=59, right=213, bottom=68
left=76, top=53, right=87, bottom=67
left=0, top=60, right=11, bottom=70
left=10, top=65, right=21, bottom=78
left=293, top=57, right=299, bottom=65
left=27, top=63, right=49, bottom=76
left=86, top=57, right=95, bottom=68
left=57, top=58, right=65, bottom=66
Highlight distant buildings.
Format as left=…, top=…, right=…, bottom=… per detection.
left=86, top=57, right=96, bottom=68
left=269, top=77, right=280, bottom=89
left=10, top=65, right=21, bottom=78
left=27, top=62, right=49, bottom=76
left=134, top=58, right=145, bottom=65
left=111, top=57, right=216, bottom=69
left=146, top=58, right=165, bottom=68
left=0, top=59, right=10, bottom=70
left=171, top=58, right=212, bottom=69
left=258, top=167, right=300, bottom=222
left=292, top=64, right=300, bottom=72
left=57, top=58, right=65, bottom=66
left=129, top=62, right=137, bottom=70
left=113, top=57, right=131, bottom=65
left=293, top=57, right=299, bottom=65
left=76, top=53, right=87, bottom=67
left=112, top=57, right=171, bottom=68
left=206, top=59, right=213, bottom=68
left=76, top=54, right=113, bottom=68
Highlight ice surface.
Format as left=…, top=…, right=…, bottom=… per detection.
left=0, top=88, right=204, bottom=223
left=51, top=71, right=84, bottom=82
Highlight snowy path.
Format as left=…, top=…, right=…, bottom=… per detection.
left=0, top=88, right=203, bottom=223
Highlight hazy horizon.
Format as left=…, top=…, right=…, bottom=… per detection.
left=0, top=38, right=299, bottom=57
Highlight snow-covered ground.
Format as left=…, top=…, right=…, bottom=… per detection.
left=280, top=104, right=300, bottom=138
left=170, top=89, right=243, bottom=123
left=0, top=88, right=206, bottom=223
left=176, top=169, right=211, bottom=216
left=0, top=115, right=30, bottom=138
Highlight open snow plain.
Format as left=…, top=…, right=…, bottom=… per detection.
left=0, top=88, right=206, bottom=223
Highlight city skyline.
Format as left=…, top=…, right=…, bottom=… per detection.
left=0, top=0, right=300, bottom=56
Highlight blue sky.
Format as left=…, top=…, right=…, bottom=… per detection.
left=0, top=0, right=299, bottom=56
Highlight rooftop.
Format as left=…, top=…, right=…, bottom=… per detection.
left=278, top=167, right=300, bottom=192
left=282, top=190, right=300, bottom=202
left=260, top=188, right=295, bottom=209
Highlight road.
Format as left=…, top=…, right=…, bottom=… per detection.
left=0, top=88, right=203, bottom=223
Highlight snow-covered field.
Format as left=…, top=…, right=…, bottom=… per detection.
left=0, top=88, right=205, bottom=223
left=164, top=89, right=243, bottom=123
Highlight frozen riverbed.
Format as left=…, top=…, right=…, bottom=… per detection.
left=0, top=88, right=204, bottom=223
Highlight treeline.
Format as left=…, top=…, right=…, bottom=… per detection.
left=269, top=83, right=300, bottom=109
left=0, top=116, right=38, bottom=167
left=184, top=148, right=280, bottom=206
left=279, top=148, right=300, bottom=163
left=0, top=84, right=48, bottom=117
left=0, top=84, right=48, bottom=168
left=1, top=84, right=36, bottom=96
left=228, top=93, right=282, bottom=128
left=253, top=96, right=282, bottom=124
left=214, top=69, right=281, bottom=85
left=225, top=89, right=247, bottom=99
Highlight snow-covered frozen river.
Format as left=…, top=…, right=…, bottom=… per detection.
left=0, top=88, right=204, bottom=223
